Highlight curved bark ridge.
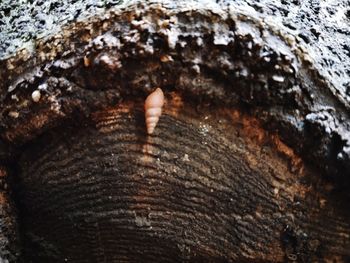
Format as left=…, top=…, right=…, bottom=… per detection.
left=17, top=100, right=350, bottom=262
left=0, top=2, right=349, bottom=186
left=1, top=0, right=349, bottom=102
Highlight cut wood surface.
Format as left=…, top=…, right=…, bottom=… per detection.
left=18, top=99, right=350, bottom=261
left=0, top=0, right=349, bottom=262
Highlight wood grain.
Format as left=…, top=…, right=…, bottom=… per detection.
left=17, top=98, right=350, bottom=262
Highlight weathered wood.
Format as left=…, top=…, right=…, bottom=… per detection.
left=0, top=0, right=349, bottom=262
left=0, top=166, right=20, bottom=262
left=17, top=100, right=350, bottom=261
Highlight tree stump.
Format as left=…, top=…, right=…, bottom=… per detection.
left=0, top=0, right=349, bottom=262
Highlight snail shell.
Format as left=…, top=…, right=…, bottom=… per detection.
left=145, top=88, right=164, bottom=135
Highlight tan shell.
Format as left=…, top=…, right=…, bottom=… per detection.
left=144, top=88, right=164, bottom=134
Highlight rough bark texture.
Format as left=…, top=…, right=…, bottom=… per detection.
left=0, top=0, right=349, bottom=262
left=0, top=166, right=20, bottom=263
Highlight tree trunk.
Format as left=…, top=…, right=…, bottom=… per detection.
left=0, top=0, right=349, bottom=262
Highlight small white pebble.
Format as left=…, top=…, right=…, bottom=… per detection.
left=11, top=94, right=19, bottom=101
left=272, top=75, right=285, bottom=82
left=8, top=85, right=15, bottom=92
left=32, top=90, right=41, bottom=102
left=182, top=154, right=190, bottom=162
left=38, top=83, right=48, bottom=91
left=8, top=111, right=19, bottom=118
left=192, top=64, right=200, bottom=74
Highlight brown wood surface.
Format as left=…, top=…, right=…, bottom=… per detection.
left=0, top=1, right=349, bottom=262
left=16, top=97, right=350, bottom=262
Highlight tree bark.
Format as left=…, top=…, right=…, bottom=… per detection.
left=0, top=0, right=349, bottom=262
